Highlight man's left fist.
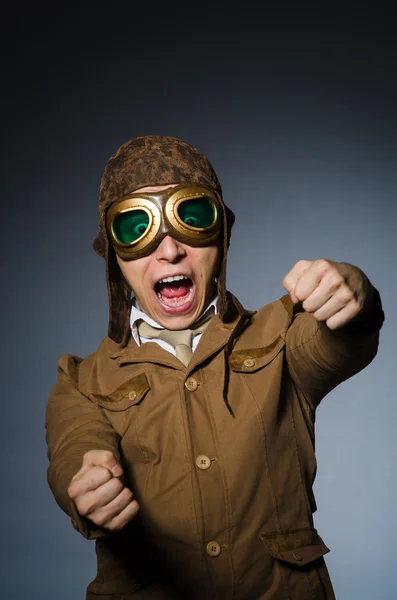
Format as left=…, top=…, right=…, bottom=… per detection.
left=282, top=259, right=374, bottom=330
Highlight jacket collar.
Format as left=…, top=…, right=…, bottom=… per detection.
left=109, top=293, right=255, bottom=373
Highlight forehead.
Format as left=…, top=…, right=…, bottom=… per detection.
left=133, top=183, right=178, bottom=194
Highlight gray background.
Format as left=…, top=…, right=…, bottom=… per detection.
left=2, top=6, right=396, bottom=599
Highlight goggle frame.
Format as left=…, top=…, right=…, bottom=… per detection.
left=107, top=184, right=222, bottom=260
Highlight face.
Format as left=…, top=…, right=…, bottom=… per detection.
left=116, top=184, right=221, bottom=330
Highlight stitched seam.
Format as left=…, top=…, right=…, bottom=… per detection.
left=86, top=371, right=149, bottom=398
left=242, top=375, right=282, bottom=533
left=142, top=463, right=153, bottom=498
left=179, top=376, right=206, bottom=583
left=289, top=398, right=313, bottom=523
left=204, top=361, right=237, bottom=599
left=305, top=566, right=325, bottom=599
left=134, top=402, right=150, bottom=465
left=118, top=356, right=185, bottom=372
left=229, top=340, right=285, bottom=371
left=230, top=328, right=286, bottom=356
left=287, top=360, right=315, bottom=512
left=287, top=323, right=321, bottom=353
left=286, top=356, right=315, bottom=416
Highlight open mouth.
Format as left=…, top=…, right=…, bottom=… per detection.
left=154, top=274, right=194, bottom=312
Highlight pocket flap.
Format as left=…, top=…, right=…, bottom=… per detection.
left=229, top=335, right=285, bottom=373
left=91, top=373, right=150, bottom=411
left=260, top=527, right=330, bottom=567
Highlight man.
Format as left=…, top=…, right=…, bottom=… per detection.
left=46, top=135, right=384, bottom=599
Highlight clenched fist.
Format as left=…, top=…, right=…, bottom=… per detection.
left=283, top=259, right=374, bottom=330
left=68, top=450, right=139, bottom=532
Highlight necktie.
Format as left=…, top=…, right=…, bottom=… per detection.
left=137, top=309, right=214, bottom=366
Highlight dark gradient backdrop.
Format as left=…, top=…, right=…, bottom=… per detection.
left=2, top=6, right=396, bottom=600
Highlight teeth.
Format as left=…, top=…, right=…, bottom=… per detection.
left=158, top=274, right=189, bottom=284
left=157, top=289, right=193, bottom=307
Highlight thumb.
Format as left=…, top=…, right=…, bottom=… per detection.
left=282, top=260, right=312, bottom=304
left=282, top=278, right=299, bottom=304
left=81, top=449, right=123, bottom=477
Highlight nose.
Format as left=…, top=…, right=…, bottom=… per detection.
left=155, top=235, right=186, bottom=263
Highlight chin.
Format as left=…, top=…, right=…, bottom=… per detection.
left=157, top=311, right=198, bottom=330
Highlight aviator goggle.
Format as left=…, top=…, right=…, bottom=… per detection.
left=107, top=184, right=222, bottom=260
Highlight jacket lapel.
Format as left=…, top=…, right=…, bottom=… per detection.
left=109, top=293, right=255, bottom=372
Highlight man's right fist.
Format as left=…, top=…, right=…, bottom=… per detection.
left=67, top=450, right=139, bottom=532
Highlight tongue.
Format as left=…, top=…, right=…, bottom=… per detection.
left=160, top=283, right=191, bottom=299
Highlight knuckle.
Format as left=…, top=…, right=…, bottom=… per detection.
left=294, top=286, right=305, bottom=302
left=123, top=487, right=134, bottom=500
left=92, top=512, right=108, bottom=527
left=106, top=521, right=121, bottom=532
left=340, top=286, right=353, bottom=303
left=127, top=497, right=139, bottom=512
left=313, top=310, right=325, bottom=322
left=327, top=273, right=343, bottom=291
left=112, top=477, right=124, bottom=494
left=316, top=258, right=331, bottom=272
left=96, top=450, right=114, bottom=464
left=109, top=503, right=139, bottom=532
left=67, top=482, right=78, bottom=499
left=122, top=487, right=133, bottom=502
left=296, top=259, right=307, bottom=268
left=76, top=501, right=90, bottom=517
left=101, top=450, right=114, bottom=460
left=105, top=478, right=123, bottom=500
left=85, top=449, right=114, bottom=464
left=92, top=465, right=112, bottom=484
left=82, top=450, right=96, bottom=463
left=126, top=501, right=140, bottom=520
left=79, top=497, right=95, bottom=516
left=351, top=299, right=362, bottom=314
left=80, top=467, right=107, bottom=490
left=103, top=512, right=121, bottom=531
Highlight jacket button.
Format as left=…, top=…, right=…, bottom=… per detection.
left=243, top=358, right=255, bottom=368
left=292, top=552, right=302, bottom=561
left=206, top=541, right=221, bottom=557
left=196, top=455, right=211, bottom=470
left=185, top=377, right=198, bottom=391
left=128, top=390, right=137, bottom=400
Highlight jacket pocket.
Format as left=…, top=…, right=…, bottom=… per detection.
left=90, top=373, right=150, bottom=412
left=229, top=334, right=286, bottom=373
left=260, top=527, right=332, bottom=599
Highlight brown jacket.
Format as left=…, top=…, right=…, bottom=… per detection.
left=46, top=292, right=383, bottom=599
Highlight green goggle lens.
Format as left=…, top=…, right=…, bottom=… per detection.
left=113, top=209, right=150, bottom=244
left=177, top=197, right=216, bottom=229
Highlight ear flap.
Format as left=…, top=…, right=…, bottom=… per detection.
left=106, top=243, right=132, bottom=344
left=217, top=203, right=235, bottom=320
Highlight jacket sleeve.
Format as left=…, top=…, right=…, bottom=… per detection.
left=45, top=353, right=121, bottom=540
left=284, top=287, right=384, bottom=410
